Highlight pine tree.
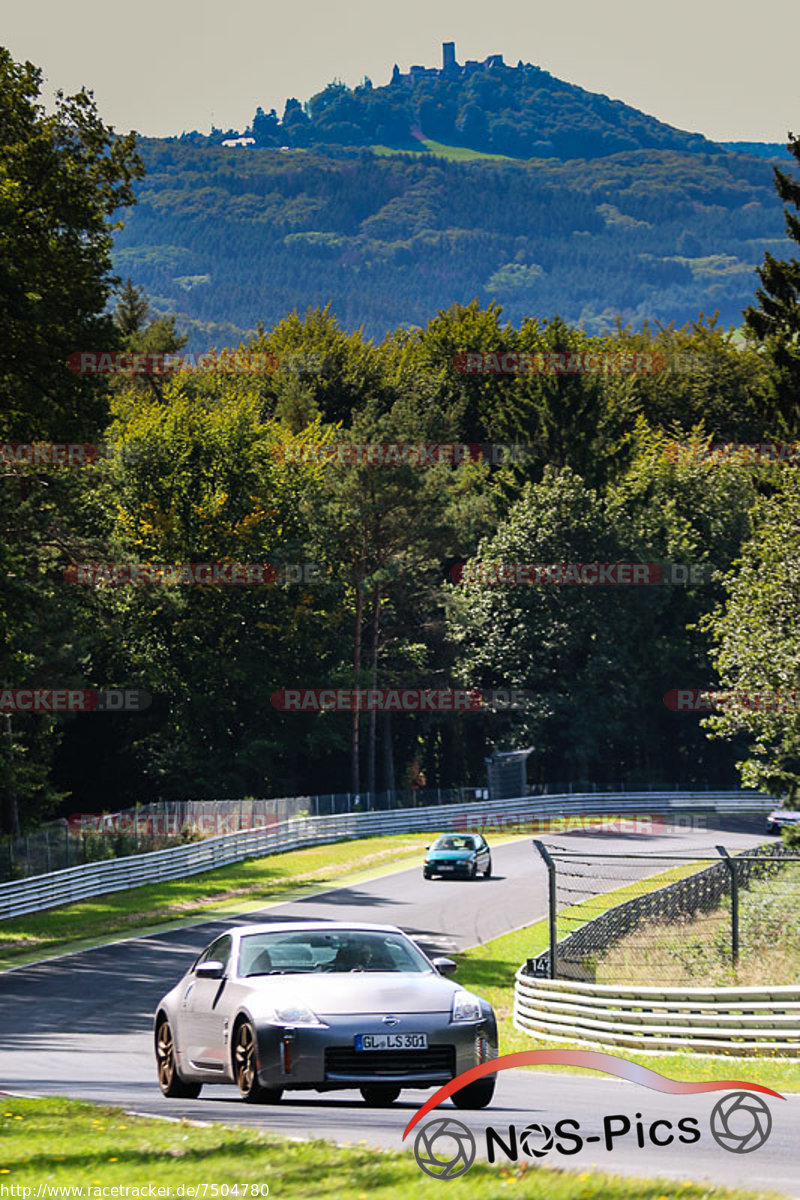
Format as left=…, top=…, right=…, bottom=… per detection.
left=744, top=133, right=800, bottom=428
left=115, top=278, right=149, bottom=336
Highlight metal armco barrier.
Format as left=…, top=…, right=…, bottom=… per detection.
left=0, top=790, right=773, bottom=921
left=514, top=974, right=800, bottom=1055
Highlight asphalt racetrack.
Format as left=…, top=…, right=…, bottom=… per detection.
left=1, top=818, right=798, bottom=1196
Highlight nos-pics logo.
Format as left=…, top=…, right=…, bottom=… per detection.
left=405, top=1050, right=782, bottom=1180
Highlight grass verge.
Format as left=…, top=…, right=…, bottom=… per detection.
left=454, top=865, right=800, bottom=1092
left=0, top=834, right=432, bottom=970
left=595, top=863, right=800, bottom=987
left=0, top=1096, right=785, bottom=1199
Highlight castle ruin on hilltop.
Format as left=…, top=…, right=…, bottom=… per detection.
left=391, top=42, right=506, bottom=85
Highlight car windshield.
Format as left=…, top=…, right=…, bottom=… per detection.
left=238, top=930, right=435, bottom=976
left=432, top=835, right=476, bottom=852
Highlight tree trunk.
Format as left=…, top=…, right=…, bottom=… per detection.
left=367, top=584, right=381, bottom=800
left=2, top=719, right=20, bottom=837
left=351, top=557, right=366, bottom=796
left=383, top=710, right=395, bottom=801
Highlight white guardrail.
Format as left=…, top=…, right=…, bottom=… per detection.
left=514, top=975, right=800, bottom=1056
left=0, top=790, right=774, bottom=922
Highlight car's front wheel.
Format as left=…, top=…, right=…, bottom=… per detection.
left=484, top=858, right=492, bottom=878
left=451, top=1077, right=495, bottom=1109
left=360, top=1084, right=401, bottom=1106
left=155, top=1017, right=202, bottom=1099
left=234, top=1019, right=283, bottom=1104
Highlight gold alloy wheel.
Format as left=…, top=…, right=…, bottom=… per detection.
left=235, top=1021, right=257, bottom=1091
left=155, top=1017, right=202, bottom=1099
left=156, top=1020, right=175, bottom=1089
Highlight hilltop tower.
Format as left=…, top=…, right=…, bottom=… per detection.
left=442, top=41, right=456, bottom=72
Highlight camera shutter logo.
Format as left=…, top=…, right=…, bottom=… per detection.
left=414, top=1117, right=476, bottom=1179
left=519, top=1122, right=554, bottom=1158
left=710, top=1092, right=772, bottom=1154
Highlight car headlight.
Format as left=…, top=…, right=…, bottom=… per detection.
left=267, top=1002, right=323, bottom=1026
left=451, top=989, right=483, bottom=1023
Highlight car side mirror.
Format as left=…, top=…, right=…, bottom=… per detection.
left=425, top=844, right=430, bottom=850
left=196, top=960, right=225, bottom=979
left=432, top=956, right=457, bottom=977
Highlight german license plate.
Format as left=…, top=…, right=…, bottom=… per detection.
left=439, top=863, right=454, bottom=870
left=355, top=1033, right=428, bottom=1051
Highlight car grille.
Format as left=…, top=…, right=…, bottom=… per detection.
left=325, top=1045, right=455, bottom=1079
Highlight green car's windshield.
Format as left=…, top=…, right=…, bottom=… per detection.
left=431, top=835, right=477, bottom=852
left=238, top=930, right=435, bottom=976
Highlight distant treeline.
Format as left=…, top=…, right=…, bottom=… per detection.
left=194, top=59, right=721, bottom=161
left=114, top=139, right=792, bottom=352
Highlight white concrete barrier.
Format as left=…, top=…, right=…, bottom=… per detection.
left=514, top=973, right=800, bottom=1056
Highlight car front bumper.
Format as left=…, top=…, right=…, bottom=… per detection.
left=426, top=859, right=476, bottom=875
left=255, top=1010, right=497, bottom=1091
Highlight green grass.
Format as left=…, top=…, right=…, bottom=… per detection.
left=454, top=865, right=800, bottom=1092
left=595, top=863, right=800, bottom=988
left=370, top=138, right=517, bottom=163
left=0, top=833, right=432, bottom=969
left=0, top=1096, right=784, bottom=1199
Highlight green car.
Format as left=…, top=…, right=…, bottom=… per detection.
left=423, top=832, right=492, bottom=880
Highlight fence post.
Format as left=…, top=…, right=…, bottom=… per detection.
left=533, top=839, right=558, bottom=980
left=716, top=845, right=739, bottom=966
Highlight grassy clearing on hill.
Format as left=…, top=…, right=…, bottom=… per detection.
left=370, top=138, right=515, bottom=162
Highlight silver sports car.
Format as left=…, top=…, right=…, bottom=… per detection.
left=154, top=920, right=498, bottom=1108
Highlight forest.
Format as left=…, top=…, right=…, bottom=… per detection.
left=114, top=137, right=792, bottom=351
left=2, top=45, right=800, bottom=834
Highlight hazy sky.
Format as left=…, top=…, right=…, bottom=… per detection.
left=3, top=0, right=798, bottom=143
